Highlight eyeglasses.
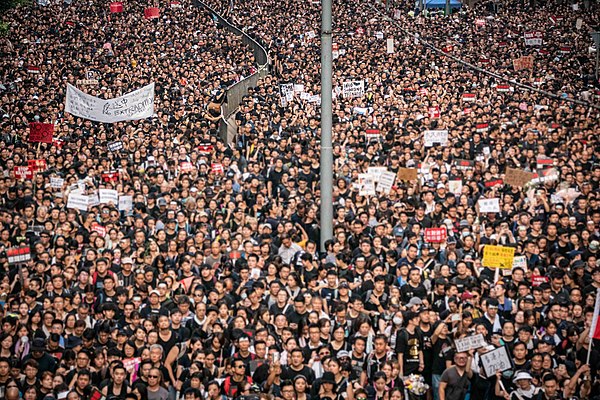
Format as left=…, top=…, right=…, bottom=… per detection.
left=148, top=375, right=159, bottom=379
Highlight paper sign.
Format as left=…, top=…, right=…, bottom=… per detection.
left=386, top=38, right=394, bottom=54
left=365, top=129, right=380, bottom=140
left=478, top=198, right=500, bottom=213
left=424, top=130, right=448, bottom=147
left=211, top=163, right=224, bottom=175
left=424, top=228, right=447, bottom=243
left=65, top=83, right=154, bottom=123
left=462, top=93, right=476, bottom=102
left=342, top=80, right=365, bottom=99
left=455, top=334, right=487, bottom=352
left=7, top=247, right=31, bottom=265
left=108, top=141, right=123, bottom=152
left=28, top=122, right=54, bottom=143
left=144, top=7, right=160, bottom=19
left=530, top=168, right=559, bottom=185
left=358, top=174, right=376, bottom=196
left=280, top=83, right=294, bottom=101
left=293, top=84, right=304, bottom=93
left=483, top=245, right=516, bottom=269
left=481, top=346, right=512, bottom=376
left=504, top=168, right=534, bottom=188
left=50, top=177, right=64, bottom=189
left=512, top=255, right=527, bottom=271
left=110, top=2, right=123, bottom=12
left=448, top=180, right=463, bottom=194
left=367, top=167, right=387, bottom=183
left=99, top=189, right=119, bottom=204
left=118, top=195, right=133, bottom=211
left=180, top=162, right=195, bottom=173
left=91, top=224, right=107, bottom=237
left=376, top=171, right=396, bottom=194
left=67, top=194, right=89, bottom=211
left=524, top=31, right=543, bottom=46
left=397, top=167, right=418, bottom=181
left=14, top=166, right=33, bottom=180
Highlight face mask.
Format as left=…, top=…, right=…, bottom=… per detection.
left=393, top=317, right=402, bottom=326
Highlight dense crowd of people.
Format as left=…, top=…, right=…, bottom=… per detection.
left=0, top=0, right=599, bottom=398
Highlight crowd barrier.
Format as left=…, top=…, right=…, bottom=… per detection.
left=194, top=0, right=270, bottom=143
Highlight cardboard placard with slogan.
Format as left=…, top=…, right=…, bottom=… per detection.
left=397, top=167, right=418, bottom=181
left=482, top=245, right=516, bottom=269
left=342, top=80, right=365, bottom=99
left=504, top=168, right=534, bottom=188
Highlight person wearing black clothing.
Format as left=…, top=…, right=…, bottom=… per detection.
left=400, top=267, right=427, bottom=303
left=280, top=349, right=315, bottom=384
left=395, top=311, right=424, bottom=377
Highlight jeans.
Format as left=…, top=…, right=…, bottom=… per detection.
left=432, top=374, right=442, bottom=400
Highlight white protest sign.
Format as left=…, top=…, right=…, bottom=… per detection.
left=376, top=171, right=396, bottom=194
left=455, top=334, right=487, bottom=353
left=293, top=84, right=305, bottom=93
left=50, top=177, right=64, bottom=189
left=342, top=80, right=365, bottom=99
left=99, top=189, right=119, bottom=204
left=423, top=130, right=449, bottom=147
left=67, top=194, right=89, bottom=211
left=367, top=167, right=388, bottom=183
left=386, top=38, right=394, bottom=54
left=512, top=255, right=527, bottom=271
left=359, top=174, right=376, bottom=196
left=448, top=180, right=463, bottom=195
left=308, top=95, right=321, bottom=105
left=280, top=83, right=294, bottom=101
left=65, top=83, right=154, bottom=123
left=576, top=18, right=583, bottom=30
left=118, top=195, right=133, bottom=211
left=480, top=346, right=512, bottom=376
left=88, top=193, right=100, bottom=208
left=478, top=198, right=500, bottom=213
left=300, top=92, right=311, bottom=101
left=524, top=31, right=543, bottom=46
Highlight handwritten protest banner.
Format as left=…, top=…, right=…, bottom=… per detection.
left=482, top=245, right=516, bottom=269
left=423, top=130, right=448, bottom=147
left=28, top=122, right=54, bottom=143
left=455, top=334, right=487, bottom=352
left=478, top=198, right=500, bottom=213
left=504, top=168, right=534, bottom=187
left=65, top=83, right=154, bottom=123
left=342, top=80, right=365, bottom=99
left=481, top=346, right=512, bottom=376
left=397, top=167, right=418, bottom=181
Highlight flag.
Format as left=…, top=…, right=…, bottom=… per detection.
left=590, top=288, right=600, bottom=339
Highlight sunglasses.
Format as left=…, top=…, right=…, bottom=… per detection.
left=148, top=375, right=159, bottom=378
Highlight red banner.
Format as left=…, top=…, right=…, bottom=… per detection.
left=14, top=166, right=33, bottom=180
left=212, top=163, right=224, bottom=175
left=28, top=123, right=54, bottom=143
left=102, top=171, right=119, bottom=182
left=531, top=275, right=549, bottom=287
left=424, top=228, right=447, bottom=243
left=110, top=2, right=123, bottom=12
left=144, top=7, right=160, bottom=19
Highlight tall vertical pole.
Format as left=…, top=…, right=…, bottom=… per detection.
left=320, top=0, right=333, bottom=252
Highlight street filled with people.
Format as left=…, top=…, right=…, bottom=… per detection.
left=0, top=0, right=599, bottom=398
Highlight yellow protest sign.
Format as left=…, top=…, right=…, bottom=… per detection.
left=482, top=245, right=516, bottom=269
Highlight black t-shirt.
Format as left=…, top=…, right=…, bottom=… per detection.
left=400, top=283, right=427, bottom=303
left=395, top=328, right=422, bottom=375
left=431, top=337, right=453, bottom=375
left=280, top=365, right=315, bottom=382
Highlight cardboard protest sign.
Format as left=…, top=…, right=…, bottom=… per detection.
left=14, top=166, right=33, bottom=180
left=455, top=334, right=487, bottom=352
left=65, top=83, right=154, bottom=123
left=481, top=346, right=512, bottom=376
left=144, top=7, right=160, bottom=19
left=504, top=168, right=534, bottom=187
left=524, top=31, right=543, bottom=46
left=482, top=245, right=516, bottom=269
left=27, top=66, right=40, bottom=74
left=7, top=247, right=31, bottom=265
left=342, top=81, right=365, bottom=99
left=198, top=144, right=213, bottom=154
left=110, top=2, right=123, bottom=12
left=475, top=18, right=486, bottom=27
left=376, top=171, right=396, bottom=194
left=476, top=123, right=489, bottom=133
left=424, top=228, right=447, bottom=243
left=28, top=122, right=54, bottom=143
left=423, top=130, right=448, bottom=147
left=478, top=198, right=500, bottom=213
left=397, top=167, right=418, bottom=181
